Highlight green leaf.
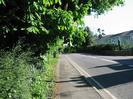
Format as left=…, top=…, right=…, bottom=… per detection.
left=33, top=2, right=38, bottom=10
left=0, top=0, right=5, bottom=5
left=35, top=12, right=41, bottom=20
left=40, top=26, right=49, bottom=34
left=58, top=0, right=62, bottom=5
left=27, top=26, right=39, bottom=33
left=29, top=14, right=34, bottom=21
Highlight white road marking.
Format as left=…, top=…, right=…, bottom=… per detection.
left=88, top=56, right=97, bottom=59
left=101, top=58, right=118, bottom=64
left=128, top=65, right=133, bottom=67
left=101, top=58, right=133, bottom=68
left=66, top=55, right=118, bottom=99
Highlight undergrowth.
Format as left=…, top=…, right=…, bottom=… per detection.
left=0, top=44, right=59, bottom=99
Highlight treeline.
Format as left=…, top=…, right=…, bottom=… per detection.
left=0, top=0, right=124, bottom=98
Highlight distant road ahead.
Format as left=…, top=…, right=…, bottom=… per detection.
left=65, top=53, right=133, bottom=99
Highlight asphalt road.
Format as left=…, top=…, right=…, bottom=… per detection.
left=65, top=53, right=133, bottom=99
left=56, top=55, right=103, bottom=99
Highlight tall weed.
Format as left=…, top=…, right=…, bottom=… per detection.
left=0, top=42, right=60, bottom=99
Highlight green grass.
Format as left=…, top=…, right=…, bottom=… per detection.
left=42, top=54, right=59, bottom=99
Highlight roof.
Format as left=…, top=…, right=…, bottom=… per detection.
left=113, top=30, right=133, bottom=37
left=99, top=30, right=133, bottom=40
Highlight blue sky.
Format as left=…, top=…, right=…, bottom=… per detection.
left=84, top=0, right=133, bottom=35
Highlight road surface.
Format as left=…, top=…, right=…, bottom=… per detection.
left=55, top=55, right=103, bottom=99
left=57, top=53, right=133, bottom=99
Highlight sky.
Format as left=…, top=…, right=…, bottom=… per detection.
left=83, top=0, right=133, bottom=35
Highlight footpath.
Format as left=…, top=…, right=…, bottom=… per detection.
left=55, top=55, right=103, bottom=99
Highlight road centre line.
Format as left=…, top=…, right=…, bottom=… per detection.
left=101, top=58, right=118, bottom=63
left=88, top=56, right=97, bottom=58
left=128, top=65, right=133, bottom=67
left=65, top=55, right=118, bottom=99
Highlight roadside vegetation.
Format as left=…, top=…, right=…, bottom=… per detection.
left=0, top=0, right=124, bottom=98
left=79, top=43, right=133, bottom=56
left=0, top=43, right=60, bottom=99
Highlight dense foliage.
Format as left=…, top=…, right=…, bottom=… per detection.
left=0, top=0, right=124, bottom=49
left=0, top=0, right=124, bottom=98
left=0, top=43, right=61, bottom=99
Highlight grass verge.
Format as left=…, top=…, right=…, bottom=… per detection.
left=42, top=54, right=59, bottom=99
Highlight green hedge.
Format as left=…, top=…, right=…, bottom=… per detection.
left=87, top=44, right=120, bottom=51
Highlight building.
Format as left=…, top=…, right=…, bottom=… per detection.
left=96, top=30, right=133, bottom=48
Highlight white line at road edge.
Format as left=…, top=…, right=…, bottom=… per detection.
left=65, top=55, right=118, bottom=99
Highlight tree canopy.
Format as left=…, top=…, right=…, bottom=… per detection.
left=0, top=0, right=124, bottom=49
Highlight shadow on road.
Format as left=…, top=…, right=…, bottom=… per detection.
left=56, top=69, right=133, bottom=90
left=69, top=57, right=133, bottom=89
left=87, top=69, right=133, bottom=89
left=114, top=59, right=133, bottom=65
left=86, top=58, right=133, bottom=89
left=92, top=64, right=133, bottom=71
left=59, top=54, right=133, bottom=92
left=56, top=76, right=92, bottom=87
left=66, top=69, right=133, bottom=90
left=90, top=58, right=133, bottom=71
left=70, top=76, right=92, bottom=87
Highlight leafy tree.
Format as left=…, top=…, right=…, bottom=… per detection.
left=0, top=0, right=124, bottom=48
left=97, top=28, right=106, bottom=39
left=84, top=27, right=95, bottom=46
